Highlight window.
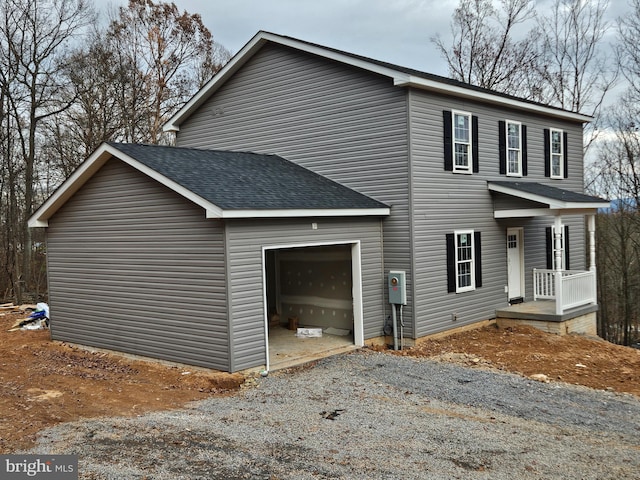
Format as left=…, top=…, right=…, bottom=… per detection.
left=544, top=128, right=568, bottom=179
left=455, top=231, right=474, bottom=291
left=446, top=231, right=482, bottom=293
left=443, top=110, right=479, bottom=173
left=507, top=121, right=521, bottom=176
left=453, top=112, right=471, bottom=172
left=499, top=120, right=527, bottom=176
left=550, top=129, right=563, bottom=178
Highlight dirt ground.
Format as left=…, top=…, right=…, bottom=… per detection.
left=2, top=310, right=640, bottom=455
left=0, top=311, right=245, bottom=453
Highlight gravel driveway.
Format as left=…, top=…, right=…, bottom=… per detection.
left=27, top=350, right=640, bottom=479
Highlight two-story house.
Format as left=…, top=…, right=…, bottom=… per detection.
left=29, top=32, right=609, bottom=373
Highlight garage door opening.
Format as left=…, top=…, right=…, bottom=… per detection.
left=263, top=242, right=363, bottom=370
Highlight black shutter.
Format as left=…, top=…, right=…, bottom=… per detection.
left=543, top=129, right=550, bottom=177
left=564, top=225, right=570, bottom=270
left=545, top=226, right=553, bottom=269
left=446, top=233, right=456, bottom=293
left=443, top=110, right=453, bottom=171
left=522, top=124, right=528, bottom=176
left=474, top=231, right=482, bottom=288
left=472, top=115, right=479, bottom=173
left=498, top=121, right=506, bottom=174
left=563, top=131, right=569, bottom=178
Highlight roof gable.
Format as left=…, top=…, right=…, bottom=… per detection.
left=28, top=143, right=389, bottom=227
left=164, top=31, right=591, bottom=132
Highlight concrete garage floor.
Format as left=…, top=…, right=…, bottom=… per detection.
left=268, top=325, right=357, bottom=370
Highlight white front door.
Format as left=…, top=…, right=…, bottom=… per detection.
left=507, top=228, right=524, bottom=300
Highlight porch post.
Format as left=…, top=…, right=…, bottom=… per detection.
left=588, top=214, right=596, bottom=272
left=588, top=213, right=597, bottom=305
left=554, top=215, right=563, bottom=314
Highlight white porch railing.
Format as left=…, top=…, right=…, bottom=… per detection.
left=533, top=269, right=597, bottom=314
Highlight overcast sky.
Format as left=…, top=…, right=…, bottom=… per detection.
left=105, top=0, right=626, bottom=81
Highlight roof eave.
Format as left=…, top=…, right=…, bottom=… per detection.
left=164, top=31, right=409, bottom=132
left=208, top=207, right=391, bottom=219
left=395, top=76, right=593, bottom=123
left=165, top=31, right=592, bottom=132
left=487, top=182, right=610, bottom=212
left=28, top=143, right=224, bottom=227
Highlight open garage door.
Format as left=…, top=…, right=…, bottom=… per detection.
left=264, top=242, right=363, bottom=370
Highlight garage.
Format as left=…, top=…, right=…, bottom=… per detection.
left=264, top=243, right=360, bottom=369
left=29, top=143, right=389, bottom=372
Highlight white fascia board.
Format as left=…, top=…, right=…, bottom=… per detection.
left=488, top=182, right=610, bottom=211
left=28, top=143, right=223, bottom=227
left=214, top=207, right=390, bottom=219
left=395, top=76, right=592, bottom=123
left=28, top=145, right=115, bottom=227
left=488, top=182, right=557, bottom=207
left=164, top=32, right=268, bottom=132
left=494, top=206, right=606, bottom=218
left=164, top=32, right=412, bottom=132
left=165, top=31, right=590, bottom=131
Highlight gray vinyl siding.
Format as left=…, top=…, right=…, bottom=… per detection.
left=46, top=159, right=229, bottom=370
left=176, top=43, right=412, bottom=335
left=223, top=217, right=385, bottom=372
left=408, top=89, right=587, bottom=337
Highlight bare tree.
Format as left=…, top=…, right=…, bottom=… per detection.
left=432, top=0, right=541, bottom=96
left=536, top=0, right=616, bottom=123
left=618, top=0, right=640, bottom=104
left=0, top=0, right=94, bottom=301
left=106, top=0, right=231, bottom=144
left=588, top=99, right=640, bottom=344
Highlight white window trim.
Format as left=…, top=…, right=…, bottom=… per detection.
left=550, top=128, right=564, bottom=179
left=454, top=229, right=476, bottom=293
left=506, top=120, right=522, bottom=177
left=452, top=110, right=473, bottom=174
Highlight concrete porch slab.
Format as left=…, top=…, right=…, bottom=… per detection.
left=496, top=301, right=598, bottom=336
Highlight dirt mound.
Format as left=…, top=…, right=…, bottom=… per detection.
left=404, top=324, right=640, bottom=395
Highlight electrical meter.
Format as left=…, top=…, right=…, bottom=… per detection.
left=388, top=270, right=407, bottom=305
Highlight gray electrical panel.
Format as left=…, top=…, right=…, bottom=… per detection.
left=388, top=270, right=407, bottom=305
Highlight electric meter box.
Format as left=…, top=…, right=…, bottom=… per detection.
left=388, top=270, right=407, bottom=305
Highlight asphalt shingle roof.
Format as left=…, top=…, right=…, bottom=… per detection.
left=489, top=181, right=608, bottom=204
left=109, top=142, right=388, bottom=212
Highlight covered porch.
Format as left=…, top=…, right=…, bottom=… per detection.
left=488, top=181, right=609, bottom=333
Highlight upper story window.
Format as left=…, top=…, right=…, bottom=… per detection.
left=550, top=129, right=563, bottom=178
left=443, top=110, right=479, bottom=174
left=544, top=128, right=568, bottom=179
left=499, top=120, right=528, bottom=177
left=453, top=111, right=472, bottom=172
left=507, top=121, right=521, bottom=176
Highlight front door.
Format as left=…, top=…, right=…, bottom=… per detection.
left=507, top=228, right=524, bottom=301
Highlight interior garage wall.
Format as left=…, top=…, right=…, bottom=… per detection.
left=278, top=245, right=353, bottom=330
left=45, top=159, right=230, bottom=370
left=224, top=217, right=385, bottom=372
